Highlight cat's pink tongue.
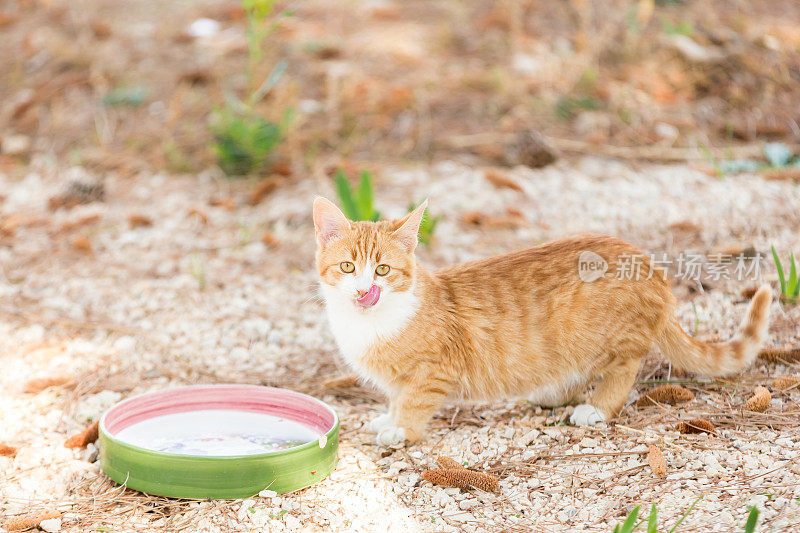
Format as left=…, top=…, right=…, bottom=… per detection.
left=356, top=285, right=381, bottom=308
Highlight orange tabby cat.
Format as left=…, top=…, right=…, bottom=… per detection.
left=313, top=197, right=772, bottom=446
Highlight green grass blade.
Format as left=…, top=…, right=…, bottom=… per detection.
left=744, top=506, right=759, bottom=533
left=771, top=245, right=787, bottom=297
left=334, top=170, right=359, bottom=220
left=788, top=252, right=798, bottom=298
left=357, top=170, right=377, bottom=221
left=647, top=504, right=658, bottom=533
left=620, top=506, right=640, bottom=533
left=668, top=494, right=703, bottom=533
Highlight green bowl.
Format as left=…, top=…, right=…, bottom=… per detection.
left=99, top=385, right=339, bottom=499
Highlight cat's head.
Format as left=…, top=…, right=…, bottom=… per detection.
left=313, top=197, right=427, bottom=311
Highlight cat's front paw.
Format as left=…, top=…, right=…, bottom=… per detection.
left=570, top=404, right=605, bottom=426
left=376, top=426, right=406, bottom=446
left=368, top=413, right=393, bottom=433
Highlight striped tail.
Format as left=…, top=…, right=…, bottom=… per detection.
left=656, top=285, right=772, bottom=376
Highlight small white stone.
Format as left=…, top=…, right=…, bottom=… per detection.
left=1, top=134, right=31, bottom=155
left=259, top=489, right=278, bottom=498
left=39, top=518, right=62, bottom=532
left=187, top=18, right=220, bottom=38
left=459, top=498, right=480, bottom=510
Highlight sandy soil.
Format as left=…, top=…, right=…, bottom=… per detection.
left=1, top=157, right=800, bottom=532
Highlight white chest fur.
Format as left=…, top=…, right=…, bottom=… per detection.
left=320, top=283, right=419, bottom=370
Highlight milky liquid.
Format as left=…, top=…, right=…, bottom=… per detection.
left=115, top=410, right=321, bottom=455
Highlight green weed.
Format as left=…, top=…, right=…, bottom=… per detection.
left=555, top=96, right=601, bottom=120
left=210, top=107, right=287, bottom=176
left=771, top=245, right=799, bottom=304
left=334, top=170, right=438, bottom=245
left=334, top=169, right=380, bottom=222
left=210, top=0, right=293, bottom=176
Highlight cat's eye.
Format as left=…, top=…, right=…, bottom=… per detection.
left=375, top=264, right=390, bottom=276
left=340, top=261, right=355, bottom=273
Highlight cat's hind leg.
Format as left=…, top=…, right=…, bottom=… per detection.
left=570, top=355, right=641, bottom=426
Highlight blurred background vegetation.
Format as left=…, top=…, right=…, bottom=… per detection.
left=1, top=0, right=799, bottom=181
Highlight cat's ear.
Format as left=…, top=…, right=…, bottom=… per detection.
left=313, top=197, right=351, bottom=246
left=392, top=199, right=428, bottom=253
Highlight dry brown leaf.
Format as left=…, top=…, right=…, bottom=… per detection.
left=636, top=384, right=694, bottom=407
left=483, top=168, right=524, bottom=192
left=1, top=214, right=44, bottom=236
left=0, top=13, right=17, bottom=28
left=0, top=443, right=17, bottom=456
left=678, top=418, right=715, bottom=435
left=261, top=232, right=280, bottom=248
left=71, top=235, right=92, bottom=253
left=60, top=213, right=101, bottom=232
left=248, top=178, right=280, bottom=206
left=647, top=445, right=666, bottom=477
left=422, top=468, right=499, bottom=492
left=3, top=510, right=61, bottom=531
left=513, top=130, right=557, bottom=169
left=320, top=373, right=359, bottom=389
left=759, top=347, right=800, bottom=364
left=667, top=220, right=702, bottom=233
left=208, top=197, right=236, bottom=210
left=188, top=207, right=208, bottom=224
left=743, top=386, right=771, bottom=412
left=270, top=160, right=292, bottom=176
left=740, top=286, right=759, bottom=299
left=64, top=420, right=99, bottom=448
left=461, top=210, right=526, bottom=229
left=90, top=19, right=112, bottom=39
left=23, top=375, right=74, bottom=393
left=128, top=214, right=153, bottom=228
left=762, top=167, right=800, bottom=182
left=771, top=376, right=800, bottom=389
left=436, top=456, right=465, bottom=470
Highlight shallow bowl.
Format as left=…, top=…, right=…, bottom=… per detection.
left=99, top=385, right=339, bottom=499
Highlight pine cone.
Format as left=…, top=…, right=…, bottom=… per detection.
left=771, top=376, right=800, bottom=389
left=677, top=418, right=715, bottom=435
left=422, top=468, right=499, bottom=493
left=647, top=445, right=666, bottom=477
left=743, top=386, right=771, bottom=412
left=636, top=384, right=694, bottom=407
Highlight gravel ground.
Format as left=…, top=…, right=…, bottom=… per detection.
left=1, top=157, right=800, bottom=532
